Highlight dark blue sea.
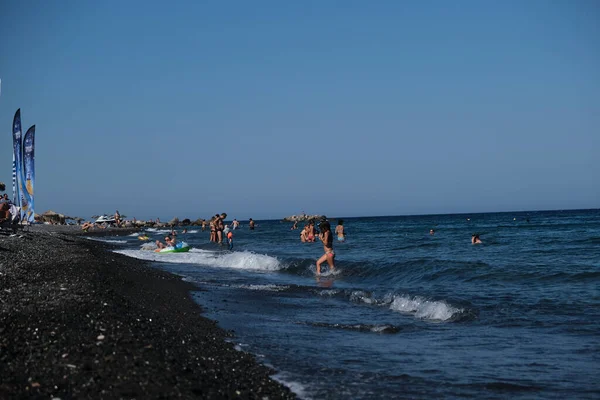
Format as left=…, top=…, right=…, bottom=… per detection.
left=104, top=209, right=600, bottom=399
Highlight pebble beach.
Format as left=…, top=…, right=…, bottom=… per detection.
left=0, top=225, right=296, bottom=399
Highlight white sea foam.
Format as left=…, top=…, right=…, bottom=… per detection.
left=350, top=290, right=375, bottom=304
left=238, top=284, right=290, bottom=292
left=85, top=237, right=127, bottom=244
left=114, top=249, right=283, bottom=272
left=272, top=373, right=309, bottom=400
left=146, top=228, right=171, bottom=234
left=389, top=295, right=460, bottom=322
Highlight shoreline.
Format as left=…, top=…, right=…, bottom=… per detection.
left=0, top=227, right=296, bottom=399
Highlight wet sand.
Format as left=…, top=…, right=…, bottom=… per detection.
left=0, top=226, right=296, bottom=399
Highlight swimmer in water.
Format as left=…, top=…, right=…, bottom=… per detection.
left=471, top=234, right=482, bottom=244
left=335, top=219, right=346, bottom=241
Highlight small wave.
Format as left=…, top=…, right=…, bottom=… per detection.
left=389, top=295, right=463, bottom=322
left=85, top=237, right=127, bottom=244
left=338, top=289, right=474, bottom=322
left=114, top=249, right=282, bottom=272
left=309, top=321, right=401, bottom=334
left=271, top=373, right=309, bottom=400
left=238, top=284, right=290, bottom=292
left=140, top=242, right=157, bottom=251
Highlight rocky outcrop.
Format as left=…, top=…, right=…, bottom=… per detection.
left=282, top=214, right=326, bottom=222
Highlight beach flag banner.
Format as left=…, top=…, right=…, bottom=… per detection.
left=12, top=109, right=22, bottom=208
left=22, top=125, right=35, bottom=222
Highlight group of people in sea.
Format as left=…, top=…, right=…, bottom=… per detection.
left=206, top=214, right=254, bottom=250
left=207, top=213, right=232, bottom=249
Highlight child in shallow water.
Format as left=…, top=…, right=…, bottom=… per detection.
left=227, top=231, right=233, bottom=250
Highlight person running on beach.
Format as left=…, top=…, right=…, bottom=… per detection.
left=248, top=218, right=255, bottom=230
left=316, top=220, right=335, bottom=275
left=471, top=234, right=482, bottom=244
left=335, top=219, right=346, bottom=241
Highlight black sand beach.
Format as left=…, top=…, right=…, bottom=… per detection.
left=0, top=226, right=296, bottom=399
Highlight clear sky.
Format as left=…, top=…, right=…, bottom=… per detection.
left=1, top=0, right=598, bottom=221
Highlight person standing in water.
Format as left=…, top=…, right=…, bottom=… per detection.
left=335, top=219, right=346, bottom=242
left=248, top=218, right=255, bottom=230
left=316, top=221, right=335, bottom=275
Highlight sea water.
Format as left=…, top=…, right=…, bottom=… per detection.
left=112, top=209, right=600, bottom=399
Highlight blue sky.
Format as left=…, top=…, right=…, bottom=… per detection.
left=1, top=0, right=598, bottom=220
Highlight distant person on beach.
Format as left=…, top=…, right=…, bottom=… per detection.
left=249, top=218, right=255, bottom=230
left=114, top=210, right=121, bottom=227
left=335, top=220, right=346, bottom=241
left=81, top=221, right=94, bottom=232
left=316, top=220, right=335, bottom=275
left=471, top=234, right=482, bottom=244
left=201, top=219, right=207, bottom=231
left=227, top=230, right=233, bottom=250
left=0, top=194, right=11, bottom=205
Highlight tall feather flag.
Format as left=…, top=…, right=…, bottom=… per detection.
left=12, top=109, right=22, bottom=208
left=22, top=126, right=35, bottom=222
